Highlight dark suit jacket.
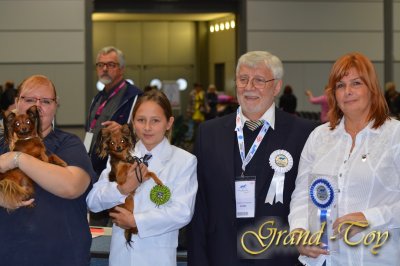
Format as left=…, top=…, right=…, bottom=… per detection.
left=188, top=108, right=316, bottom=266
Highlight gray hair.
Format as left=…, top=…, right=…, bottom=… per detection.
left=236, top=51, right=284, bottom=80
left=96, top=46, right=125, bottom=68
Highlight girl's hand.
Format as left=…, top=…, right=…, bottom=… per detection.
left=117, top=162, right=149, bottom=195
left=110, top=206, right=136, bottom=229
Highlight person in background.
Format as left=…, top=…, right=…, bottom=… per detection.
left=188, top=82, right=207, bottom=123
left=86, top=46, right=142, bottom=226
left=289, top=52, right=400, bottom=265
left=205, top=84, right=218, bottom=120
left=0, top=82, right=17, bottom=112
left=0, top=83, right=18, bottom=131
left=0, top=75, right=95, bottom=266
left=279, top=84, right=297, bottom=114
left=87, top=89, right=197, bottom=266
left=384, top=81, right=400, bottom=118
left=188, top=50, right=316, bottom=266
left=305, top=85, right=329, bottom=123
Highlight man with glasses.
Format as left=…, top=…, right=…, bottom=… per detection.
left=86, top=46, right=142, bottom=226
left=188, top=51, right=316, bottom=265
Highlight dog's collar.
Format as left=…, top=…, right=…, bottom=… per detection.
left=17, top=136, right=37, bottom=141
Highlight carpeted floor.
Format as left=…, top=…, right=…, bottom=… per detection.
left=90, top=258, right=187, bottom=266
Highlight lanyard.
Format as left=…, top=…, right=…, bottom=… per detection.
left=235, top=107, right=270, bottom=173
left=89, top=80, right=126, bottom=130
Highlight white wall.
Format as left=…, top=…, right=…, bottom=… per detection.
left=209, top=26, right=237, bottom=96
left=0, top=0, right=87, bottom=125
left=246, top=0, right=400, bottom=112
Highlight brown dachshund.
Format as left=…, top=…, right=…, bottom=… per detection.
left=96, top=124, right=163, bottom=243
left=0, top=105, right=67, bottom=211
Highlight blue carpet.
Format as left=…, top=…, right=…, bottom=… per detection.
left=90, top=258, right=187, bottom=266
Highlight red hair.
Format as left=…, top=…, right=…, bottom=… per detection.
left=326, top=52, right=389, bottom=130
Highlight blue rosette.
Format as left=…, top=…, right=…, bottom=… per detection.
left=309, top=178, right=335, bottom=250
left=309, top=178, right=334, bottom=209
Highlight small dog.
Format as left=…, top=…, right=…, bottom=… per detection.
left=0, top=105, right=67, bottom=211
left=96, top=124, right=163, bottom=243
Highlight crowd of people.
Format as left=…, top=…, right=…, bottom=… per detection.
left=0, top=47, right=399, bottom=266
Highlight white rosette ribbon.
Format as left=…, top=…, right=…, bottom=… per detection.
left=265, top=150, right=293, bottom=204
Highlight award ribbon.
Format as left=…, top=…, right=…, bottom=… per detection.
left=309, top=178, right=335, bottom=250
left=265, top=150, right=293, bottom=204
left=150, top=185, right=171, bottom=206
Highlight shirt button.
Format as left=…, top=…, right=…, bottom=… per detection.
left=344, top=160, right=347, bottom=163
left=339, top=173, right=342, bottom=177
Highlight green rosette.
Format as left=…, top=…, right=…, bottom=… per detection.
left=150, top=185, right=171, bottom=206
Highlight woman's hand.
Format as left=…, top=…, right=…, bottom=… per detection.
left=332, top=212, right=368, bottom=239
left=293, top=228, right=329, bottom=258
left=109, top=206, right=136, bottom=229
left=0, top=152, right=20, bottom=173
left=0, top=197, right=35, bottom=210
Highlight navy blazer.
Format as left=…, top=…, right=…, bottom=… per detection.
left=188, top=108, right=316, bottom=266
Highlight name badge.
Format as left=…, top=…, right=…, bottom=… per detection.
left=235, top=176, right=256, bottom=218
left=83, top=131, right=94, bottom=153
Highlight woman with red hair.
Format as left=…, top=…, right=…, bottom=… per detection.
left=289, top=52, right=400, bottom=265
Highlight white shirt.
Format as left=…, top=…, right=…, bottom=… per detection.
left=87, top=137, right=198, bottom=266
left=289, top=118, right=400, bottom=266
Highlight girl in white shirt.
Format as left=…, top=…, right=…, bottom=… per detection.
left=87, top=89, right=198, bottom=266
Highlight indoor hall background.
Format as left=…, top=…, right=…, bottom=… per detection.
left=0, top=0, right=398, bottom=127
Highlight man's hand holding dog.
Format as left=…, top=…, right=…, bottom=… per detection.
left=117, top=162, right=149, bottom=195
left=101, top=121, right=122, bottom=133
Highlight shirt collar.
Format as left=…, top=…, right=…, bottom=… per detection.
left=334, top=118, right=381, bottom=136
left=136, top=137, right=168, bottom=158
left=239, top=102, right=276, bottom=130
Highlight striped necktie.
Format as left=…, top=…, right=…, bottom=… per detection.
left=142, top=154, right=152, bottom=166
left=245, top=120, right=264, bottom=131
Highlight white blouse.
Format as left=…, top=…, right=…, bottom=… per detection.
left=289, top=118, right=400, bottom=266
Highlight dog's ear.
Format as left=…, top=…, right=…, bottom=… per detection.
left=96, top=128, right=111, bottom=159
left=3, top=111, right=16, bottom=144
left=26, top=105, right=42, bottom=138
left=121, top=124, right=131, bottom=136
left=122, top=123, right=135, bottom=147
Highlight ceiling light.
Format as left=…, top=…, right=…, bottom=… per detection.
left=210, top=25, right=214, bottom=33
left=176, top=78, right=188, bottom=91
left=150, top=78, right=162, bottom=89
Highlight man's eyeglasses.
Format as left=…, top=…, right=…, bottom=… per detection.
left=95, top=62, right=120, bottom=69
left=20, top=96, right=56, bottom=106
left=236, top=76, right=275, bottom=90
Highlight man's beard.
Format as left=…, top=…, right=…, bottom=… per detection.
left=99, top=75, right=112, bottom=85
